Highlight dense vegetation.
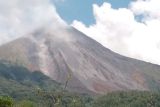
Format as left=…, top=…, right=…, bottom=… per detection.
left=1, top=61, right=160, bottom=107
left=93, top=91, right=160, bottom=107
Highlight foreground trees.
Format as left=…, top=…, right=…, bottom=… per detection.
left=0, top=96, right=13, bottom=107
left=93, top=91, right=160, bottom=107
left=1, top=91, right=160, bottom=107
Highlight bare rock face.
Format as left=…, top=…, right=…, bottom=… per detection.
left=0, top=23, right=160, bottom=94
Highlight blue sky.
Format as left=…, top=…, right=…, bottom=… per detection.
left=53, top=0, right=132, bottom=25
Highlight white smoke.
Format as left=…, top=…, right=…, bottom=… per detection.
left=0, top=0, right=66, bottom=45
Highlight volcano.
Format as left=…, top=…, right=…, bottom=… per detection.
left=0, top=23, right=160, bottom=94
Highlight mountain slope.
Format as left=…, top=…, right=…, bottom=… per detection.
left=0, top=24, right=160, bottom=94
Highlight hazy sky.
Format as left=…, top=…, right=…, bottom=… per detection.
left=0, top=0, right=160, bottom=65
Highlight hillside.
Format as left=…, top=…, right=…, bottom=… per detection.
left=0, top=58, right=160, bottom=107
left=0, top=61, right=61, bottom=100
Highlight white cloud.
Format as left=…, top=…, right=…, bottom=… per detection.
left=72, top=0, right=160, bottom=65
left=131, top=0, right=160, bottom=19
left=0, top=0, right=66, bottom=45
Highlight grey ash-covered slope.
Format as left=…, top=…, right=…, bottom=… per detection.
left=0, top=24, right=160, bottom=94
